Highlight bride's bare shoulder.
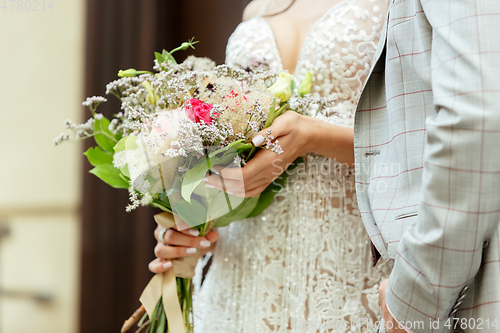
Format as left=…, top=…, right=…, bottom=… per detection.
left=243, top=0, right=265, bottom=21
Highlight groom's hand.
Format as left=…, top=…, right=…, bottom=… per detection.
left=379, top=279, right=408, bottom=333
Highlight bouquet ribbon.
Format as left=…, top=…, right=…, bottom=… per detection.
left=139, top=212, right=198, bottom=333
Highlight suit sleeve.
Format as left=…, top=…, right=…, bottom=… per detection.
left=385, top=0, right=500, bottom=331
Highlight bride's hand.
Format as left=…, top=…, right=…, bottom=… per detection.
left=205, top=111, right=311, bottom=197
left=148, top=219, right=219, bottom=274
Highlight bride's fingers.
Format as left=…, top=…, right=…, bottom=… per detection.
left=156, top=228, right=212, bottom=249
left=204, top=174, right=245, bottom=193
left=205, top=173, right=270, bottom=194
left=230, top=183, right=269, bottom=198
left=205, top=230, right=219, bottom=243
left=154, top=221, right=200, bottom=238
left=154, top=243, right=199, bottom=260
left=245, top=184, right=269, bottom=197
left=148, top=258, right=172, bottom=274
left=251, top=110, right=295, bottom=148
left=210, top=160, right=260, bottom=181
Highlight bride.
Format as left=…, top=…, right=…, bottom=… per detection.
left=149, top=0, right=391, bottom=331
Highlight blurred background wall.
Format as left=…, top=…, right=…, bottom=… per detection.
left=0, top=1, right=84, bottom=333
left=0, top=1, right=249, bottom=332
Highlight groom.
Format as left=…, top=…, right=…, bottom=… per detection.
left=354, top=0, right=500, bottom=332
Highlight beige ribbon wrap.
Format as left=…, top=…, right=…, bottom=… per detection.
left=139, top=212, right=199, bottom=333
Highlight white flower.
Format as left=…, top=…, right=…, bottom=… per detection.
left=267, top=72, right=293, bottom=102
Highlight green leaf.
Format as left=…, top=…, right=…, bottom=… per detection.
left=113, top=136, right=139, bottom=178
left=83, top=146, right=113, bottom=167
left=154, top=52, right=167, bottom=65
left=89, top=164, right=129, bottom=189
left=214, top=149, right=238, bottom=167
left=182, top=144, right=248, bottom=203
left=150, top=201, right=172, bottom=213
left=290, top=80, right=296, bottom=95
left=235, top=142, right=253, bottom=153
left=113, top=135, right=138, bottom=152
left=160, top=49, right=177, bottom=65
left=275, top=103, right=290, bottom=117
left=263, top=98, right=277, bottom=128
left=93, top=116, right=117, bottom=153
left=206, top=190, right=235, bottom=221
left=248, top=176, right=286, bottom=218
left=228, top=139, right=245, bottom=149
left=208, top=139, right=244, bottom=158
left=119, top=173, right=130, bottom=183
left=213, top=196, right=260, bottom=228
left=171, top=197, right=208, bottom=228
left=181, top=158, right=211, bottom=203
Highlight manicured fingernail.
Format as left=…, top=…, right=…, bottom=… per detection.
left=189, top=229, right=200, bottom=237
left=200, top=240, right=211, bottom=248
left=226, top=191, right=234, bottom=195
left=252, top=134, right=264, bottom=146
left=203, top=177, right=209, bottom=181
left=186, top=247, right=197, bottom=254
left=163, top=261, right=172, bottom=269
left=205, top=183, right=215, bottom=189
left=210, top=168, right=219, bottom=175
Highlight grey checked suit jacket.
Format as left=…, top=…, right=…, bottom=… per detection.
left=354, top=0, right=500, bottom=332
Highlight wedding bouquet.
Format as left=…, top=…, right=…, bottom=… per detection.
left=55, top=40, right=310, bottom=333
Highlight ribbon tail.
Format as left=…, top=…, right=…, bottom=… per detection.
left=139, top=273, right=163, bottom=318
left=162, top=268, right=186, bottom=333
left=139, top=271, right=186, bottom=333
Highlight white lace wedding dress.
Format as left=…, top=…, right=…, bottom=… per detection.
left=193, top=1, right=391, bottom=332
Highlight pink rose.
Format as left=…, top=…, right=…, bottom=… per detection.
left=185, top=99, right=214, bottom=124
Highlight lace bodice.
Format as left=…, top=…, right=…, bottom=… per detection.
left=194, top=1, right=391, bottom=332
left=226, top=0, right=386, bottom=127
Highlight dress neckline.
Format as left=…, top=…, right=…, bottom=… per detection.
left=254, top=0, right=351, bottom=75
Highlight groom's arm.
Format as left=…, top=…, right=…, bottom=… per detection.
left=385, top=0, right=500, bottom=332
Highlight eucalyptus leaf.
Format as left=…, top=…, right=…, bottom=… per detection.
left=83, top=146, right=113, bottom=167
left=89, top=164, right=129, bottom=189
